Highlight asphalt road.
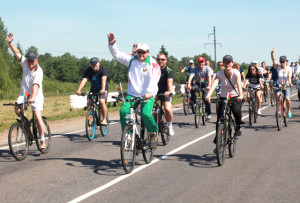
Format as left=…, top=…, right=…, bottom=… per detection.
left=1, top=94, right=300, bottom=203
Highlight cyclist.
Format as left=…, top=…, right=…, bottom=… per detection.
left=261, top=61, right=270, bottom=96
left=271, top=47, right=293, bottom=118
left=179, top=59, right=195, bottom=90
left=7, top=33, right=46, bottom=149
left=206, top=55, right=243, bottom=148
left=243, top=65, right=264, bottom=115
left=107, top=33, right=161, bottom=147
left=156, top=53, right=174, bottom=136
left=76, top=57, right=109, bottom=125
left=187, top=57, right=212, bottom=121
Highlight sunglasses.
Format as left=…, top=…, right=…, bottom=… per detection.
left=27, top=60, right=35, bottom=63
left=157, top=58, right=166, bottom=61
left=137, top=51, right=147, bottom=54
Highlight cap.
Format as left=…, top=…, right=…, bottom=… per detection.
left=279, top=56, right=287, bottom=62
left=251, top=61, right=258, bottom=64
left=198, top=57, right=205, bottom=62
left=137, top=43, right=149, bottom=51
left=27, top=52, right=37, bottom=60
left=223, top=55, right=233, bottom=62
left=189, top=60, right=194, bottom=64
left=90, top=57, right=99, bottom=64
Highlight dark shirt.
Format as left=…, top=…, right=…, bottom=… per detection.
left=246, top=72, right=263, bottom=84
left=158, top=66, right=174, bottom=94
left=83, top=66, right=109, bottom=93
left=270, top=67, right=278, bottom=81
left=190, top=66, right=211, bottom=88
left=263, top=67, right=270, bottom=78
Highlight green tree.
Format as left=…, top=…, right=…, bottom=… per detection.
left=25, top=46, right=38, bottom=57
left=159, top=45, right=169, bottom=58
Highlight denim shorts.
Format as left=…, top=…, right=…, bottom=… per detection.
left=276, top=86, right=292, bottom=98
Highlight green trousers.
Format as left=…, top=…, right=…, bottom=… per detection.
left=120, top=95, right=158, bottom=133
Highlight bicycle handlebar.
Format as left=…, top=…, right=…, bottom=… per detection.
left=3, top=102, right=28, bottom=107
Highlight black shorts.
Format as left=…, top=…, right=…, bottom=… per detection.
left=156, top=94, right=173, bottom=102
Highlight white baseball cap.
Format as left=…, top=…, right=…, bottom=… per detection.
left=137, top=43, right=149, bottom=51
left=189, top=60, right=194, bottom=64
left=251, top=61, right=258, bottom=64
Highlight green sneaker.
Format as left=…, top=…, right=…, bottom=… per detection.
left=149, top=132, right=158, bottom=148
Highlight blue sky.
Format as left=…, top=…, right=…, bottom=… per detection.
left=1, top=0, right=300, bottom=66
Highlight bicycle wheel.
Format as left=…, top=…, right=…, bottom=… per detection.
left=194, top=102, right=200, bottom=128
left=183, top=92, right=189, bottom=115
left=253, top=102, right=257, bottom=123
left=85, top=110, right=96, bottom=141
left=249, top=101, right=254, bottom=126
left=37, top=118, right=52, bottom=154
left=270, top=88, right=274, bottom=107
left=100, top=114, right=109, bottom=137
left=201, top=102, right=206, bottom=126
left=216, top=123, right=226, bottom=166
left=160, top=116, right=170, bottom=145
left=228, top=119, right=236, bottom=158
left=121, top=125, right=136, bottom=174
left=276, top=101, right=283, bottom=131
left=283, top=105, right=288, bottom=127
left=8, top=123, right=29, bottom=161
left=142, top=129, right=154, bottom=164
left=216, top=96, right=219, bottom=114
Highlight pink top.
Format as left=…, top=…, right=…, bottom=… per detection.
left=216, top=69, right=240, bottom=98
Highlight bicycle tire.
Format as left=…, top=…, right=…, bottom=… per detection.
left=276, top=101, right=283, bottom=131
left=100, top=114, right=110, bottom=137
left=121, top=125, right=136, bottom=174
left=142, top=129, right=154, bottom=164
left=201, top=102, right=206, bottom=126
left=183, top=92, right=189, bottom=115
left=194, top=102, right=200, bottom=128
left=216, top=96, right=219, bottom=114
left=160, top=118, right=170, bottom=145
left=253, top=102, right=257, bottom=123
left=85, top=110, right=96, bottom=141
left=249, top=101, right=253, bottom=126
left=8, top=123, right=29, bottom=161
left=228, top=119, right=236, bottom=158
left=216, top=123, right=226, bottom=166
left=270, top=89, right=274, bottom=107
left=37, top=118, right=52, bottom=154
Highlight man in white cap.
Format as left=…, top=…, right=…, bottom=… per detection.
left=107, top=33, right=161, bottom=148
left=179, top=59, right=195, bottom=90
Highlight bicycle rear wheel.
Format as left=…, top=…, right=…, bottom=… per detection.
left=160, top=119, right=170, bottom=145
left=85, top=111, right=96, bottom=141
left=194, top=102, right=200, bottom=128
left=276, top=101, right=283, bottom=131
left=8, top=123, right=29, bottom=161
left=228, top=119, right=236, bottom=158
left=216, top=123, right=226, bottom=166
left=37, top=118, right=52, bottom=154
left=100, top=114, right=110, bottom=137
left=183, top=92, right=189, bottom=115
left=121, top=125, right=136, bottom=174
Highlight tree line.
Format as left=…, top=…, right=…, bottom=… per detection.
left=0, top=17, right=250, bottom=99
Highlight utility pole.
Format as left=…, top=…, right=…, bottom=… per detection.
left=205, top=26, right=221, bottom=69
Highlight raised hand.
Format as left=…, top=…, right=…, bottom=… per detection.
left=107, top=33, right=116, bottom=45
left=132, top=43, right=137, bottom=54
left=271, top=47, right=276, bottom=53
left=7, top=33, right=14, bottom=43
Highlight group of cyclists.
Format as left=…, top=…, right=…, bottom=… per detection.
left=6, top=31, right=300, bottom=160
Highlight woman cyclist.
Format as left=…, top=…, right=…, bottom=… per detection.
left=243, top=65, right=264, bottom=115
left=271, top=47, right=293, bottom=118
left=206, top=55, right=243, bottom=149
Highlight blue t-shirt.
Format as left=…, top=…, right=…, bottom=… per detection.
left=270, top=67, right=278, bottom=81
left=83, top=66, right=109, bottom=93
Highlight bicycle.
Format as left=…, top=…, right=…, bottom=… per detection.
left=3, top=102, right=51, bottom=161
left=153, top=93, right=173, bottom=146
left=248, top=87, right=260, bottom=126
left=263, top=80, right=268, bottom=103
left=114, top=96, right=154, bottom=174
left=183, top=88, right=193, bottom=115
left=194, top=87, right=206, bottom=128
left=269, top=80, right=277, bottom=107
left=81, top=92, right=109, bottom=141
left=215, top=84, right=221, bottom=113
left=275, top=83, right=288, bottom=131
left=215, top=97, right=237, bottom=166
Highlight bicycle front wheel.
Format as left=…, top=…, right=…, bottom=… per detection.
left=276, top=101, right=283, bottom=131
left=86, top=111, right=96, bottom=141
left=142, top=129, right=154, bottom=164
left=228, top=119, right=236, bottom=158
left=37, top=118, right=52, bottom=154
left=183, top=92, right=189, bottom=115
left=216, top=123, right=227, bottom=166
left=201, top=102, right=206, bottom=126
left=8, top=123, right=29, bottom=161
left=194, top=102, right=200, bottom=128
left=270, top=89, right=274, bottom=107
left=100, top=114, right=109, bottom=137
left=121, top=126, right=136, bottom=174
left=249, top=101, right=254, bottom=126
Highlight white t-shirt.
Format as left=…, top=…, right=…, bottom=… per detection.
left=216, top=69, right=240, bottom=98
left=18, top=55, right=44, bottom=101
left=277, top=65, right=292, bottom=85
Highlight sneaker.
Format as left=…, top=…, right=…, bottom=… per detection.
left=39, top=141, right=46, bottom=149
left=168, top=126, right=175, bottom=136
left=149, top=132, right=158, bottom=148
left=288, top=112, right=292, bottom=118
left=100, top=120, right=107, bottom=126
left=234, top=129, right=242, bottom=137
left=206, top=114, right=211, bottom=121
left=257, top=109, right=262, bottom=115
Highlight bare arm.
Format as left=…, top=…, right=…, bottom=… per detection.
left=205, top=78, right=219, bottom=103
left=236, top=74, right=243, bottom=101
left=179, top=66, right=186, bottom=73
left=28, top=84, right=39, bottom=104
left=100, top=76, right=107, bottom=94
left=243, top=79, right=249, bottom=89
left=76, top=78, right=88, bottom=95
left=271, top=47, right=278, bottom=69
left=187, top=74, right=194, bottom=90
left=7, top=33, right=22, bottom=61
